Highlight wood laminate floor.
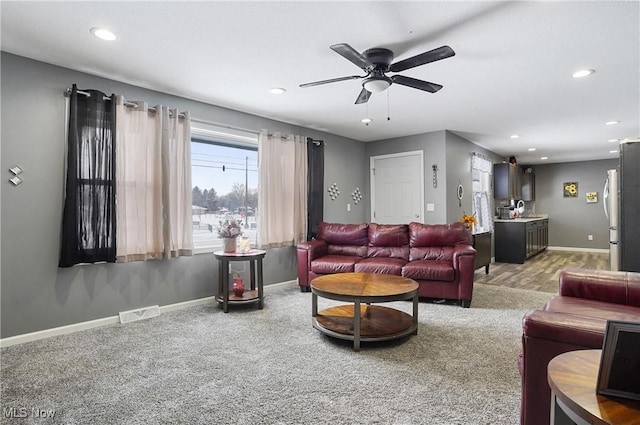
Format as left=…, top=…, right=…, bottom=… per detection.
left=474, top=250, right=610, bottom=293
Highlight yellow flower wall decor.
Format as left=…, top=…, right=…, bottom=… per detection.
left=563, top=182, right=578, bottom=197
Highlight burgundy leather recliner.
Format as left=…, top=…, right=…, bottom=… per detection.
left=519, top=268, right=640, bottom=425
left=296, top=221, right=476, bottom=307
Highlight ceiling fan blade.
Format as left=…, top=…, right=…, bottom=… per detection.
left=391, top=75, right=443, bottom=93
left=300, top=75, right=363, bottom=88
left=355, top=87, right=372, bottom=104
left=389, top=45, right=455, bottom=73
left=330, top=43, right=371, bottom=70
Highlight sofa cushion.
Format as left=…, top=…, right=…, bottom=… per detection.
left=367, top=246, right=409, bottom=261
left=311, top=255, right=362, bottom=274
left=368, top=223, right=409, bottom=247
left=327, top=244, right=368, bottom=257
left=409, top=246, right=454, bottom=262
left=402, top=260, right=455, bottom=281
left=409, top=222, right=472, bottom=247
left=354, top=257, right=407, bottom=275
left=317, top=222, right=369, bottom=246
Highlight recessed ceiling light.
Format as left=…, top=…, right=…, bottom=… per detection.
left=510, top=134, right=520, bottom=139
left=608, top=139, right=620, bottom=143
left=609, top=150, right=619, bottom=154
left=269, top=88, right=286, bottom=95
left=540, top=157, right=548, bottom=160
left=90, top=27, right=117, bottom=41
left=572, top=69, right=595, bottom=78
left=527, top=148, right=536, bottom=151
left=605, top=121, right=620, bottom=126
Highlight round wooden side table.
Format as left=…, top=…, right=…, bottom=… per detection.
left=547, top=349, right=640, bottom=425
left=213, top=249, right=266, bottom=313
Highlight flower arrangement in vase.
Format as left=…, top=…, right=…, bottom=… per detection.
left=217, top=219, right=243, bottom=252
left=460, top=213, right=478, bottom=230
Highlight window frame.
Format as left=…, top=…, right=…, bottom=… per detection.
left=190, top=122, right=259, bottom=255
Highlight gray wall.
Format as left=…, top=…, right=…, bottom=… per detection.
left=365, top=131, right=447, bottom=223
left=0, top=53, right=366, bottom=338
left=364, top=130, right=501, bottom=225
left=532, top=159, right=618, bottom=249
left=445, top=131, right=503, bottom=224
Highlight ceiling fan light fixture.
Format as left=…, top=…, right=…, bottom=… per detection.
left=90, top=27, right=117, bottom=41
left=572, top=69, right=595, bottom=78
left=363, top=76, right=392, bottom=93
left=361, top=118, right=372, bottom=124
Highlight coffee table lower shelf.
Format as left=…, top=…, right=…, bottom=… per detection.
left=313, top=304, right=418, bottom=344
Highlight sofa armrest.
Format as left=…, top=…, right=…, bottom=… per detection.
left=297, top=240, right=327, bottom=259
left=452, top=245, right=476, bottom=306
left=559, top=268, right=640, bottom=307
left=522, top=309, right=605, bottom=348
left=296, top=240, right=327, bottom=287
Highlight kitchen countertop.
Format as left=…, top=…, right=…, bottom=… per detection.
left=494, top=214, right=549, bottom=223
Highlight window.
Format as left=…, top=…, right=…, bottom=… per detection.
left=190, top=123, right=259, bottom=253
left=471, top=153, right=494, bottom=234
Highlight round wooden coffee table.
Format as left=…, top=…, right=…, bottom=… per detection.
left=310, top=272, right=419, bottom=351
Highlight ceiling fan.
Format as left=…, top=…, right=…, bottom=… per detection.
left=300, top=43, right=455, bottom=104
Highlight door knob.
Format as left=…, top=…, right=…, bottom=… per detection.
left=415, top=214, right=420, bottom=218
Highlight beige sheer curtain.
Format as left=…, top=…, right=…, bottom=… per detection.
left=258, top=130, right=307, bottom=248
left=115, top=97, right=192, bottom=262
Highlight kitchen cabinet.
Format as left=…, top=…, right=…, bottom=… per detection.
left=473, top=231, right=492, bottom=274
left=494, top=218, right=548, bottom=264
left=494, top=163, right=522, bottom=200
left=521, top=168, right=535, bottom=201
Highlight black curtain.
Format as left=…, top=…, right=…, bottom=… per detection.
left=307, top=138, right=324, bottom=240
left=59, top=84, right=117, bottom=267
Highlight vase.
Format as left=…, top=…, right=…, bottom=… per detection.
left=222, top=237, right=237, bottom=253
left=232, top=277, right=245, bottom=297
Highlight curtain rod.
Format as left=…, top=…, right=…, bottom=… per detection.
left=64, top=88, right=186, bottom=119
left=65, top=88, right=324, bottom=145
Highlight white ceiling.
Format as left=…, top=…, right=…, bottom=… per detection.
left=2, top=1, right=638, bottom=164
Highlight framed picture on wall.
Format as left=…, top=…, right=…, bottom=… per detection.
left=596, top=320, right=640, bottom=401
left=563, top=182, right=578, bottom=197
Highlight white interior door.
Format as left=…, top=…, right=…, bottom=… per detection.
left=371, top=151, right=424, bottom=224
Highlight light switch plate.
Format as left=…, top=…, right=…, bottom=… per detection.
left=427, top=203, right=435, bottom=212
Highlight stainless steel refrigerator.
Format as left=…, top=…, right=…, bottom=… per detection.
left=604, top=138, right=640, bottom=272
left=604, top=169, right=619, bottom=270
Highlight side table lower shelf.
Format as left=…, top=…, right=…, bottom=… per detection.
left=215, top=289, right=260, bottom=305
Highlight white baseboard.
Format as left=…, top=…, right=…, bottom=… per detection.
left=0, top=280, right=298, bottom=348
left=547, top=246, right=609, bottom=253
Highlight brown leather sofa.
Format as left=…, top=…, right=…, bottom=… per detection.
left=519, top=268, right=640, bottom=425
left=296, top=221, right=477, bottom=307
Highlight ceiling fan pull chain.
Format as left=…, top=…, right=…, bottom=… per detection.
left=387, top=89, right=391, bottom=121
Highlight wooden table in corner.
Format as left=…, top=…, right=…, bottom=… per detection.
left=213, top=249, right=266, bottom=313
left=547, top=349, right=640, bottom=425
left=310, top=272, right=419, bottom=351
